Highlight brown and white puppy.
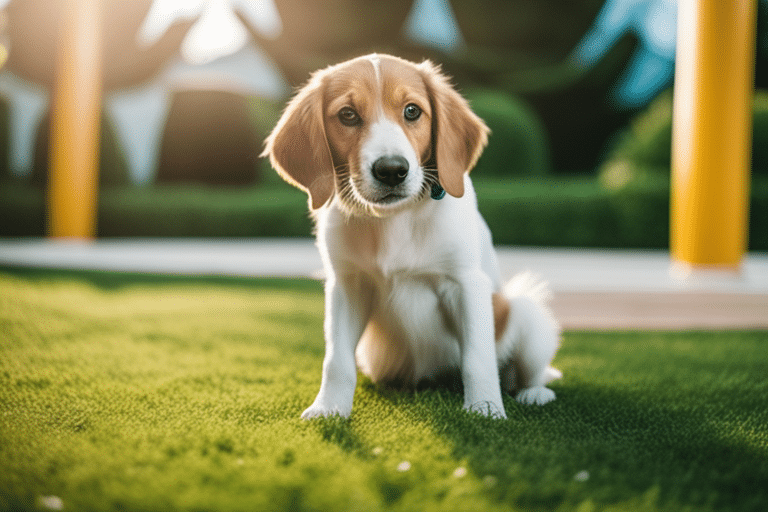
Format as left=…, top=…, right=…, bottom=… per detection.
left=263, top=54, right=561, bottom=419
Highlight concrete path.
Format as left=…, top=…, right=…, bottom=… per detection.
left=2, top=238, right=767, bottom=330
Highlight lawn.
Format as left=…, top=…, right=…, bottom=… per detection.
left=1, top=269, right=767, bottom=512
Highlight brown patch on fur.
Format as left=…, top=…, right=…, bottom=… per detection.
left=493, top=292, right=510, bottom=342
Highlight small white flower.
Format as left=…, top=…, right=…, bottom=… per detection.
left=574, top=470, right=590, bottom=482
left=453, top=466, right=467, bottom=478
left=37, top=496, right=64, bottom=511
left=397, top=461, right=411, bottom=472
left=372, top=447, right=383, bottom=456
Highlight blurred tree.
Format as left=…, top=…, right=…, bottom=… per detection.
left=599, top=89, right=768, bottom=192
left=757, top=0, right=768, bottom=88
left=0, top=97, right=8, bottom=181
left=450, top=0, right=605, bottom=62
left=465, top=89, right=551, bottom=177
left=3, top=0, right=194, bottom=187
left=4, top=0, right=273, bottom=187
left=238, top=0, right=414, bottom=86
left=156, top=90, right=261, bottom=186
left=431, top=0, right=638, bottom=173
left=5, top=0, right=193, bottom=90
left=31, top=111, right=131, bottom=188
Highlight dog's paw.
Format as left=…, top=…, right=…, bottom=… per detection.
left=463, top=401, right=508, bottom=419
left=301, top=402, right=351, bottom=420
left=515, top=386, right=556, bottom=406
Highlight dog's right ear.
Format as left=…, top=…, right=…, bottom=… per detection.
left=262, top=77, right=335, bottom=210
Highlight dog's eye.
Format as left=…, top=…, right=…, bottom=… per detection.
left=338, top=107, right=361, bottom=126
left=403, top=103, right=422, bottom=121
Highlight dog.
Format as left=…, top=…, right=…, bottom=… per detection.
left=263, top=54, right=561, bottom=419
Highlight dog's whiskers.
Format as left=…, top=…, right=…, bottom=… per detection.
left=419, top=167, right=440, bottom=200
left=333, top=165, right=376, bottom=216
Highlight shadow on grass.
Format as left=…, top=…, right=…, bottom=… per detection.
left=311, top=415, right=371, bottom=458
left=422, top=370, right=768, bottom=511
left=348, top=331, right=768, bottom=511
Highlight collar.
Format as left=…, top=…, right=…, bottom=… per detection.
left=430, top=182, right=446, bottom=200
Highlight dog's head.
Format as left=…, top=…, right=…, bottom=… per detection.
left=263, top=54, right=489, bottom=215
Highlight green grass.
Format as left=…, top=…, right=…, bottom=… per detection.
left=2, top=269, right=768, bottom=512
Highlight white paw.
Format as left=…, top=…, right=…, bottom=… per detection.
left=515, top=386, right=556, bottom=406
left=463, top=401, right=508, bottom=419
left=301, top=402, right=351, bottom=420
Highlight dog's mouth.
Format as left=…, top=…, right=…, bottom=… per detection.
left=375, top=192, right=407, bottom=204
left=336, top=167, right=429, bottom=216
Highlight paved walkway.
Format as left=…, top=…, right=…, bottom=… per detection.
left=1, top=238, right=767, bottom=330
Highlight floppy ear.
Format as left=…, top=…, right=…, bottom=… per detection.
left=420, top=61, right=489, bottom=198
left=262, top=77, right=335, bottom=210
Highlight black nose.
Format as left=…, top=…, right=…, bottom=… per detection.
left=372, top=156, right=409, bottom=187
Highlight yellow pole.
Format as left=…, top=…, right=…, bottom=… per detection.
left=48, top=0, right=103, bottom=239
left=670, top=0, right=757, bottom=274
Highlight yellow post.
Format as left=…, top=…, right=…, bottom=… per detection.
left=670, top=0, right=757, bottom=275
left=48, top=0, right=103, bottom=239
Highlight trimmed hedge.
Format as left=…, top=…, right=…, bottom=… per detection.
left=0, top=183, right=311, bottom=238
left=2, top=176, right=766, bottom=250
left=600, top=89, right=768, bottom=189
left=464, top=89, right=551, bottom=177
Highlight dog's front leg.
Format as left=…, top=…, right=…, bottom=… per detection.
left=453, top=271, right=507, bottom=419
left=302, top=275, right=371, bottom=419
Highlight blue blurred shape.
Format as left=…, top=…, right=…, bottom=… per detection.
left=570, top=0, right=677, bottom=109
left=403, top=0, right=464, bottom=53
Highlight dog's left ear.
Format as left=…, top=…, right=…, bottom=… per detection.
left=420, top=61, right=489, bottom=198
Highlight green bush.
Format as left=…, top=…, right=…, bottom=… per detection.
left=599, top=89, right=768, bottom=190
left=596, top=87, right=768, bottom=251
left=753, top=92, right=768, bottom=173
left=0, top=182, right=313, bottom=238
left=28, top=110, right=132, bottom=188
left=0, top=97, right=9, bottom=181
left=2, top=176, right=767, bottom=250
left=464, top=89, right=551, bottom=177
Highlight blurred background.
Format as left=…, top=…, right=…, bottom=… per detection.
left=0, top=0, right=767, bottom=250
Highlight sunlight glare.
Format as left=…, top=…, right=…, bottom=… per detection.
left=182, top=0, right=247, bottom=65
left=139, top=0, right=282, bottom=65
left=138, top=0, right=206, bottom=47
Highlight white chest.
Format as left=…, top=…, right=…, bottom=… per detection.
left=330, top=206, right=452, bottom=284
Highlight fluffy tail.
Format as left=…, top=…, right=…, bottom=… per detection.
left=496, top=272, right=562, bottom=404
left=504, top=271, right=553, bottom=306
